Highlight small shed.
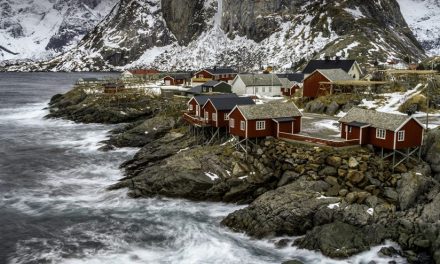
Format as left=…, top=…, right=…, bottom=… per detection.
left=228, top=102, right=302, bottom=139
left=338, top=107, right=425, bottom=150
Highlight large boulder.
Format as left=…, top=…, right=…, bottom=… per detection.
left=396, top=165, right=434, bottom=210
left=221, top=180, right=337, bottom=238
left=423, top=128, right=440, bottom=182
left=293, top=221, right=372, bottom=258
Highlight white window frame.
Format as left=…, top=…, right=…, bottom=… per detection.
left=269, top=87, right=272, bottom=93
left=189, top=104, right=193, bottom=111
left=240, top=121, right=245, bottom=131
left=212, top=113, right=217, bottom=121
left=398, top=130, right=405, bottom=141
left=230, top=118, right=235, bottom=128
left=205, top=111, right=209, bottom=121
left=376, top=128, right=386, bottom=139
left=348, top=126, right=352, bottom=133
left=256, top=121, right=266, bottom=130
left=203, top=87, right=207, bottom=92
left=224, top=113, right=229, bottom=120
left=209, top=87, right=213, bottom=92
left=262, top=87, right=266, bottom=93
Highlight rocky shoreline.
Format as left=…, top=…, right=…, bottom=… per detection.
left=47, top=87, right=440, bottom=264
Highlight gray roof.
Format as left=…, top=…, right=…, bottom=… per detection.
left=315, top=69, right=354, bottom=81
left=193, top=94, right=238, bottom=105
left=279, top=78, right=294, bottom=88
left=276, top=73, right=304, bottom=83
left=237, top=102, right=302, bottom=120
left=204, top=67, right=237, bottom=75
left=303, top=59, right=357, bottom=74
left=238, top=74, right=282, bottom=86
left=207, top=97, right=255, bottom=111
left=339, top=107, right=418, bottom=131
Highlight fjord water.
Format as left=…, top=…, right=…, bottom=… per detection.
left=0, top=73, right=404, bottom=264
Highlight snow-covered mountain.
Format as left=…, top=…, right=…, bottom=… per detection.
left=397, top=0, right=440, bottom=56
left=1, top=0, right=438, bottom=71
left=0, top=0, right=118, bottom=61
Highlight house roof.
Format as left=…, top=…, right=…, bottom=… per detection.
left=236, top=102, right=302, bottom=120
left=193, top=94, right=238, bottom=105
left=312, top=69, right=354, bottom=82
left=302, top=59, right=357, bottom=74
left=203, top=67, right=237, bottom=75
left=201, top=80, right=230, bottom=88
left=276, top=73, right=304, bottom=83
left=339, top=107, right=423, bottom=131
left=187, top=85, right=203, bottom=95
left=237, top=74, right=283, bottom=86
left=207, top=97, right=255, bottom=111
left=279, top=78, right=294, bottom=89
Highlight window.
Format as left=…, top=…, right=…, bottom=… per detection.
left=376, top=128, right=386, bottom=139
left=348, top=126, right=352, bottom=133
left=189, top=104, right=193, bottom=111
left=224, top=113, right=229, bottom=120
left=203, top=87, right=207, bottom=92
left=269, top=87, right=272, bottom=93
left=209, top=88, right=212, bottom=92
left=205, top=111, right=209, bottom=121
left=240, top=121, right=245, bottom=131
left=212, top=113, right=217, bottom=121
left=230, top=118, right=235, bottom=128
left=255, top=87, right=259, bottom=93
left=398, top=130, right=405, bottom=141
left=262, top=87, right=266, bottom=93
left=256, top=121, right=266, bottom=130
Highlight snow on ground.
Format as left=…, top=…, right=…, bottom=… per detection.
left=397, top=0, right=440, bottom=55
left=311, top=119, right=340, bottom=133
left=204, top=172, right=220, bottom=181
left=344, top=7, right=366, bottom=20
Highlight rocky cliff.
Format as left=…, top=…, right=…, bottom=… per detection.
left=3, top=0, right=433, bottom=72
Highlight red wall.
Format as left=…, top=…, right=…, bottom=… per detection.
left=367, top=128, right=395, bottom=150
left=246, top=119, right=276, bottom=138
left=303, top=72, right=330, bottom=98
left=194, top=70, right=236, bottom=82
left=195, top=70, right=214, bottom=80
left=229, top=108, right=246, bottom=138
left=203, top=101, right=216, bottom=126
left=188, top=98, right=198, bottom=115
left=395, top=119, right=424, bottom=149
left=164, top=76, right=185, bottom=85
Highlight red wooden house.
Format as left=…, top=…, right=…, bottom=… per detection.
left=164, top=73, right=192, bottom=86
left=303, top=69, right=353, bottom=98
left=228, top=103, right=302, bottom=139
left=202, top=97, right=255, bottom=128
left=338, top=107, right=425, bottom=150
left=193, top=67, right=237, bottom=83
left=184, top=94, right=238, bottom=126
left=279, top=78, right=301, bottom=96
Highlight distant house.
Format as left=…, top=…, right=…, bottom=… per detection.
left=303, top=69, right=353, bottom=98
left=193, top=67, right=237, bottom=83
left=164, top=73, right=192, bottom=86
left=202, top=97, right=255, bottom=128
left=339, top=107, right=424, bottom=149
left=187, top=80, right=232, bottom=95
left=228, top=103, right=302, bottom=139
left=277, top=73, right=304, bottom=96
left=231, top=74, right=282, bottom=96
left=302, top=58, right=362, bottom=80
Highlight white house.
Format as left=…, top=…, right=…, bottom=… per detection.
left=231, top=74, right=282, bottom=96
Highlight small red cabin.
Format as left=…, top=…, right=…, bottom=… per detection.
left=303, top=69, right=353, bottom=98
left=202, top=97, right=255, bottom=128
left=193, top=68, right=237, bottom=82
left=164, top=73, right=191, bottom=86
left=339, top=107, right=425, bottom=150
left=184, top=94, right=239, bottom=126
left=228, top=103, right=302, bottom=139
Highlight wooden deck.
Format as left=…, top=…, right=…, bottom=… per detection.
left=183, top=113, right=211, bottom=127
left=278, top=132, right=360, bottom=148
